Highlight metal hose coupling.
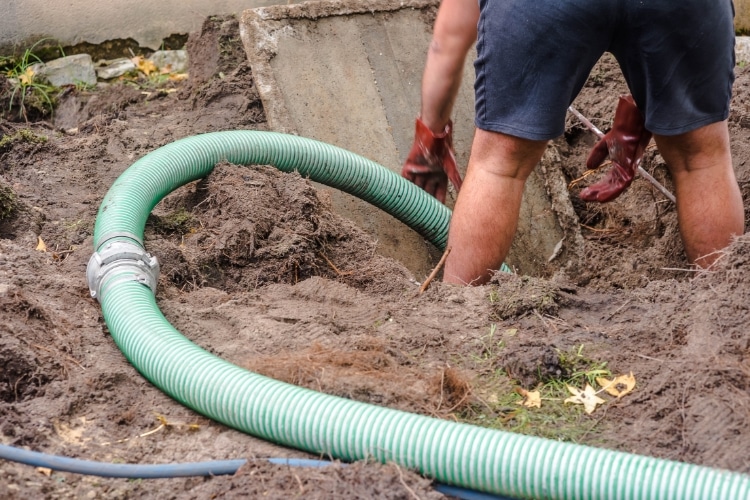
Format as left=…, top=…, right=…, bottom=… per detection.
left=87, top=239, right=160, bottom=301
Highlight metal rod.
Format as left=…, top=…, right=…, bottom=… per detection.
left=568, top=105, right=676, bottom=203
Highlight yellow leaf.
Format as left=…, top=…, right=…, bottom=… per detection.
left=596, top=372, right=636, bottom=398
left=19, top=67, right=35, bottom=85
left=515, top=387, right=541, bottom=408
left=168, top=73, right=189, bottom=82
left=36, top=236, right=47, bottom=252
left=564, top=384, right=606, bottom=414
left=132, top=56, right=158, bottom=76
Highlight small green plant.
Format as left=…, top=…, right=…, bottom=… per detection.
left=0, top=55, right=12, bottom=72
left=73, top=80, right=96, bottom=92
left=4, top=39, right=57, bottom=120
left=144, top=71, right=172, bottom=88
left=480, top=323, right=500, bottom=358
left=475, top=323, right=515, bottom=362
left=554, top=344, right=611, bottom=388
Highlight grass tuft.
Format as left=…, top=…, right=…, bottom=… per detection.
left=3, top=39, right=58, bottom=121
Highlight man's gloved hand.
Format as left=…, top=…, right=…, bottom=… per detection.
left=401, top=117, right=463, bottom=204
left=579, top=95, right=652, bottom=203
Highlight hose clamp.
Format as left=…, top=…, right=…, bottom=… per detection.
left=86, top=240, right=160, bottom=301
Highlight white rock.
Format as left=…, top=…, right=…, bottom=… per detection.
left=96, top=57, right=136, bottom=79
left=737, top=36, right=750, bottom=65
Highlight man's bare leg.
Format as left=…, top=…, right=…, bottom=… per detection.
left=654, top=120, right=744, bottom=267
left=443, top=129, right=548, bottom=285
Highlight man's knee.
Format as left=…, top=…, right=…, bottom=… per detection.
left=470, top=129, right=548, bottom=180
left=653, top=121, right=731, bottom=174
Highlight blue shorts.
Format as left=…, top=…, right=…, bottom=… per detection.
left=474, top=0, right=736, bottom=139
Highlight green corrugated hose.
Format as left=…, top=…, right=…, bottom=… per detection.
left=88, top=131, right=750, bottom=499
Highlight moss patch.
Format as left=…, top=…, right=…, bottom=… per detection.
left=147, top=208, right=195, bottom=235
left=0, top=129, right=48, bottom=150
left=0, top=181, right=16, bottom=219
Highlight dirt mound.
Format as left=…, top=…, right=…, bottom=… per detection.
left=148, top=162, right=413, bottom=295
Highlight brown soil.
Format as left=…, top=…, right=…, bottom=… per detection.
left=1, top=14, right=749, bottom=499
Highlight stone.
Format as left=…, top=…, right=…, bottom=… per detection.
left=737, top=36, right=750, bottom=66
left=32, top=54, right=97, bottom=87
left=148, top=50, right=189, bottom=73
left=96, top=57, right=136, bottom=79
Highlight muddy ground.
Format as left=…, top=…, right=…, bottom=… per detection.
left=1, top=14, right=749, bottom=499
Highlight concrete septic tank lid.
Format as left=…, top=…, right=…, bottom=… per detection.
left=240, top=0, right=581, bottom=279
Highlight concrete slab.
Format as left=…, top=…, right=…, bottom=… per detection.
left=240, top=0, right=578, bottom=278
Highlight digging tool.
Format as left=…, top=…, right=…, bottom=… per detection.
left=568, top=105, right=676, bottom=203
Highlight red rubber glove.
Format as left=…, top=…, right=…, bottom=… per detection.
left=401, top=117, right=463, bottom=204
left=579, top=95, right=652, bottom=203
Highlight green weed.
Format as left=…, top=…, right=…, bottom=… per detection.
left=477, top=323, right=501, bottom=360
left=4, top=39, right=58, bottom=120
left=554, top=344, right=612, bottom=388
left=73, top=80, right=97, bottom=92
left=0, top=55, right=12, bottom=72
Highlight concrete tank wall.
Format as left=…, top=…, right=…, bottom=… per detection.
left=0, top=0, right=297, bottom=53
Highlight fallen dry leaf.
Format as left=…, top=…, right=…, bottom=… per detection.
left=36, top=236, right=47, bottom=252
left=155, top=413, right=200, bottom=430
left=596, top=372, right=636, bottom=398
left=36, top=467, right=52, bottom=477
left=132, top=56, right=158, bottom=76
left=19, top=67, right=35, bottom=85
left=564, top=384, right=606, bottom=414
left=515, top=387, right=541, bottom=408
